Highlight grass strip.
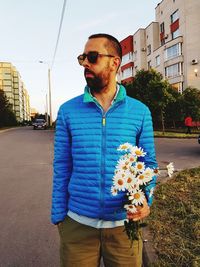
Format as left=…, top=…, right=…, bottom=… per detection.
left=147, top=168, right=200, bottom=267
left=154, top=131, right=198, bottom=138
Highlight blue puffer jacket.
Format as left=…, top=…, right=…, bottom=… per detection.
left=51, top=85, right=157, bottom=224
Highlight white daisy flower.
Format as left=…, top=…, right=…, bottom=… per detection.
left=149, top=188, right=154, bottom=198
left=126, top=153, right=137, bottom=163
left=124, top=204, right=137, bottom=213
left=166, top=162, right=174, bottom=177
left=116, top=158, right=131, bottom=171
left=129, top=166, right=137, bottom=175
left=130, top=146, right=146, bottom=157
left=111, top=186, right=118, bottom=196
left=136, top=173, right=151, bottom=185
left=143, top=167, right=154, bottom=179
left=135, top=161, right=145, bottom=173
left=123, top=170, right=136, bottom=190
left=130, top=189, right=146, bottom=206
left=129, top=182, right=140, bottom=192
left=117, top=143, right=133, bottom=152
left=113, top=173, right=126, bottom=191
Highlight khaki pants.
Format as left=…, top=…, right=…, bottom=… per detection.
left=57, top=216, right=142, bottom=267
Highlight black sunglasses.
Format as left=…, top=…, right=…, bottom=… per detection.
left=77, top=51, right=115, bottom=65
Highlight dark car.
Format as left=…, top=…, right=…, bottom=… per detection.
left=33, top=119, right=47, bottom=130
left=198, top=134, right=200, bottom=144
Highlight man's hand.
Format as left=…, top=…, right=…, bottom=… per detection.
left=127, top=199, right=150, bottom=221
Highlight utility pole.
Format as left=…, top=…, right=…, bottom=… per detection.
left=45, top=93, right=48, bottom=125
left=39, top=61, right=53, bottom=127
left=48, top=68, right=52, bottom=126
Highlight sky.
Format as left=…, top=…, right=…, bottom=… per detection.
left=1, top=0, right=160, bottom=120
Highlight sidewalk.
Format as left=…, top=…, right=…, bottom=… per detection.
left=0, top=127, right=19, bottom=134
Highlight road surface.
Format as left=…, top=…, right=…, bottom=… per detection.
left=0, top=127, right=199, bottom=266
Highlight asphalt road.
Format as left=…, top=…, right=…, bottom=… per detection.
left=0, top=127, right=58, bottom=267
left=0, top=127, right=199, bottom=267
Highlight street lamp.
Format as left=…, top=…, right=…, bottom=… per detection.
left=194, top=68, right=198, bottom=77
left=39, top=61, right=53, bottom=127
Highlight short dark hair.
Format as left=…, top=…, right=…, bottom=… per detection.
left=89, top=33, right=122, bottom=60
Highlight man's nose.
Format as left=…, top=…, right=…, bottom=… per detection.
left=82, top=56, right=90, bottom=68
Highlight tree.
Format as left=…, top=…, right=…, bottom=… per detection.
left=181, top=87, right=200, bottom=121
left=0, top=89, right=17, bottom=127
left=125, top=69, right=176, bottom=132
left=164, top=86, right=183, bottom=128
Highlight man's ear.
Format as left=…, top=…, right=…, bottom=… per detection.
left=111, top=57, right=121, bottom=72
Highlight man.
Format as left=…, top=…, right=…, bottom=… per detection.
left=184, top=116, right=192, bottom=134
left=51, top=33, right=157, bottom=267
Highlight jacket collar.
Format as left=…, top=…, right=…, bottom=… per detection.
left=83, top=84, right=126, bottom=104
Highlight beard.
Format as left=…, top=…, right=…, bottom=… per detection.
left=84, top=68, right=109, bottom=93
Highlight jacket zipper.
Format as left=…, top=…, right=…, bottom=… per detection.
left=100, top=113, right=106, bottom=218
left=93, top=101, right=123, bottom=218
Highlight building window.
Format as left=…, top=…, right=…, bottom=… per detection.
left=155, top=55, right=160, bottom=66
left=147, top=45, right=151, bottom=55
left=165, top=63, right=181, bottom=78
left=160, top=22, right=165, bottom=33
left=148, top=61, right=151, bottom=70
left=164, top=43, right=181, bottom=61
left=172, top=28, right=180, bottom=39
left=3, top=80, right=12, bottom=86
left=171, top=9, right=179, bottom=23
left=122, top=52, right=133, bottom=65
left=122, top=67, right=133, bottom=80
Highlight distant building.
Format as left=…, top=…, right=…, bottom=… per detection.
left=0, top=62, right=31, bottom=121
left=119, top=0, right=200, bottom=92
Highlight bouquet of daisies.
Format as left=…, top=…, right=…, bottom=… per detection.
left=111, top=143, right=174, bottom=244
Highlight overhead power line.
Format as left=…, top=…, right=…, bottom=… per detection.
left=51, top=0, right=67, bottom=69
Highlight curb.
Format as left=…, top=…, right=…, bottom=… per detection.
left=142, top=227, right=158, bottom=266
left=154, top=135, right=198, bottom=139
left=142, top=172, right=178, bottom=266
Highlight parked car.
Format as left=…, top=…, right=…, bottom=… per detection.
left=198, top=134, right=200, bottom=144
left=33, top=119, right=47, bottom=130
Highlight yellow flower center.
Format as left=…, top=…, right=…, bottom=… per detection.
left=154, top=169, right=159, bottom=174
left=137, top=164, right=143, bottom=169
left=139, top=175, right=144, bottom=180
left=134, top=193, right=140, bottom=199
left=117, top=179, right=124, bottom=186
left=127, top=177, right=132, bottom=183
left=135, top=150, right=142, bottom=156
left=121, top=145, right=128, bottom=150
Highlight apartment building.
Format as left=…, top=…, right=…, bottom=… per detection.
left=120, top=35, right=134, bottom=84
left=0, top=62, right=31, bottom=122
left=119, top=0, right=200, bottom=93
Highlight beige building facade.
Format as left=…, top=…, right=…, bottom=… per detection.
left=0, top=62, right=31, bottom=122
left=120, top=0, right=200, bottom=93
